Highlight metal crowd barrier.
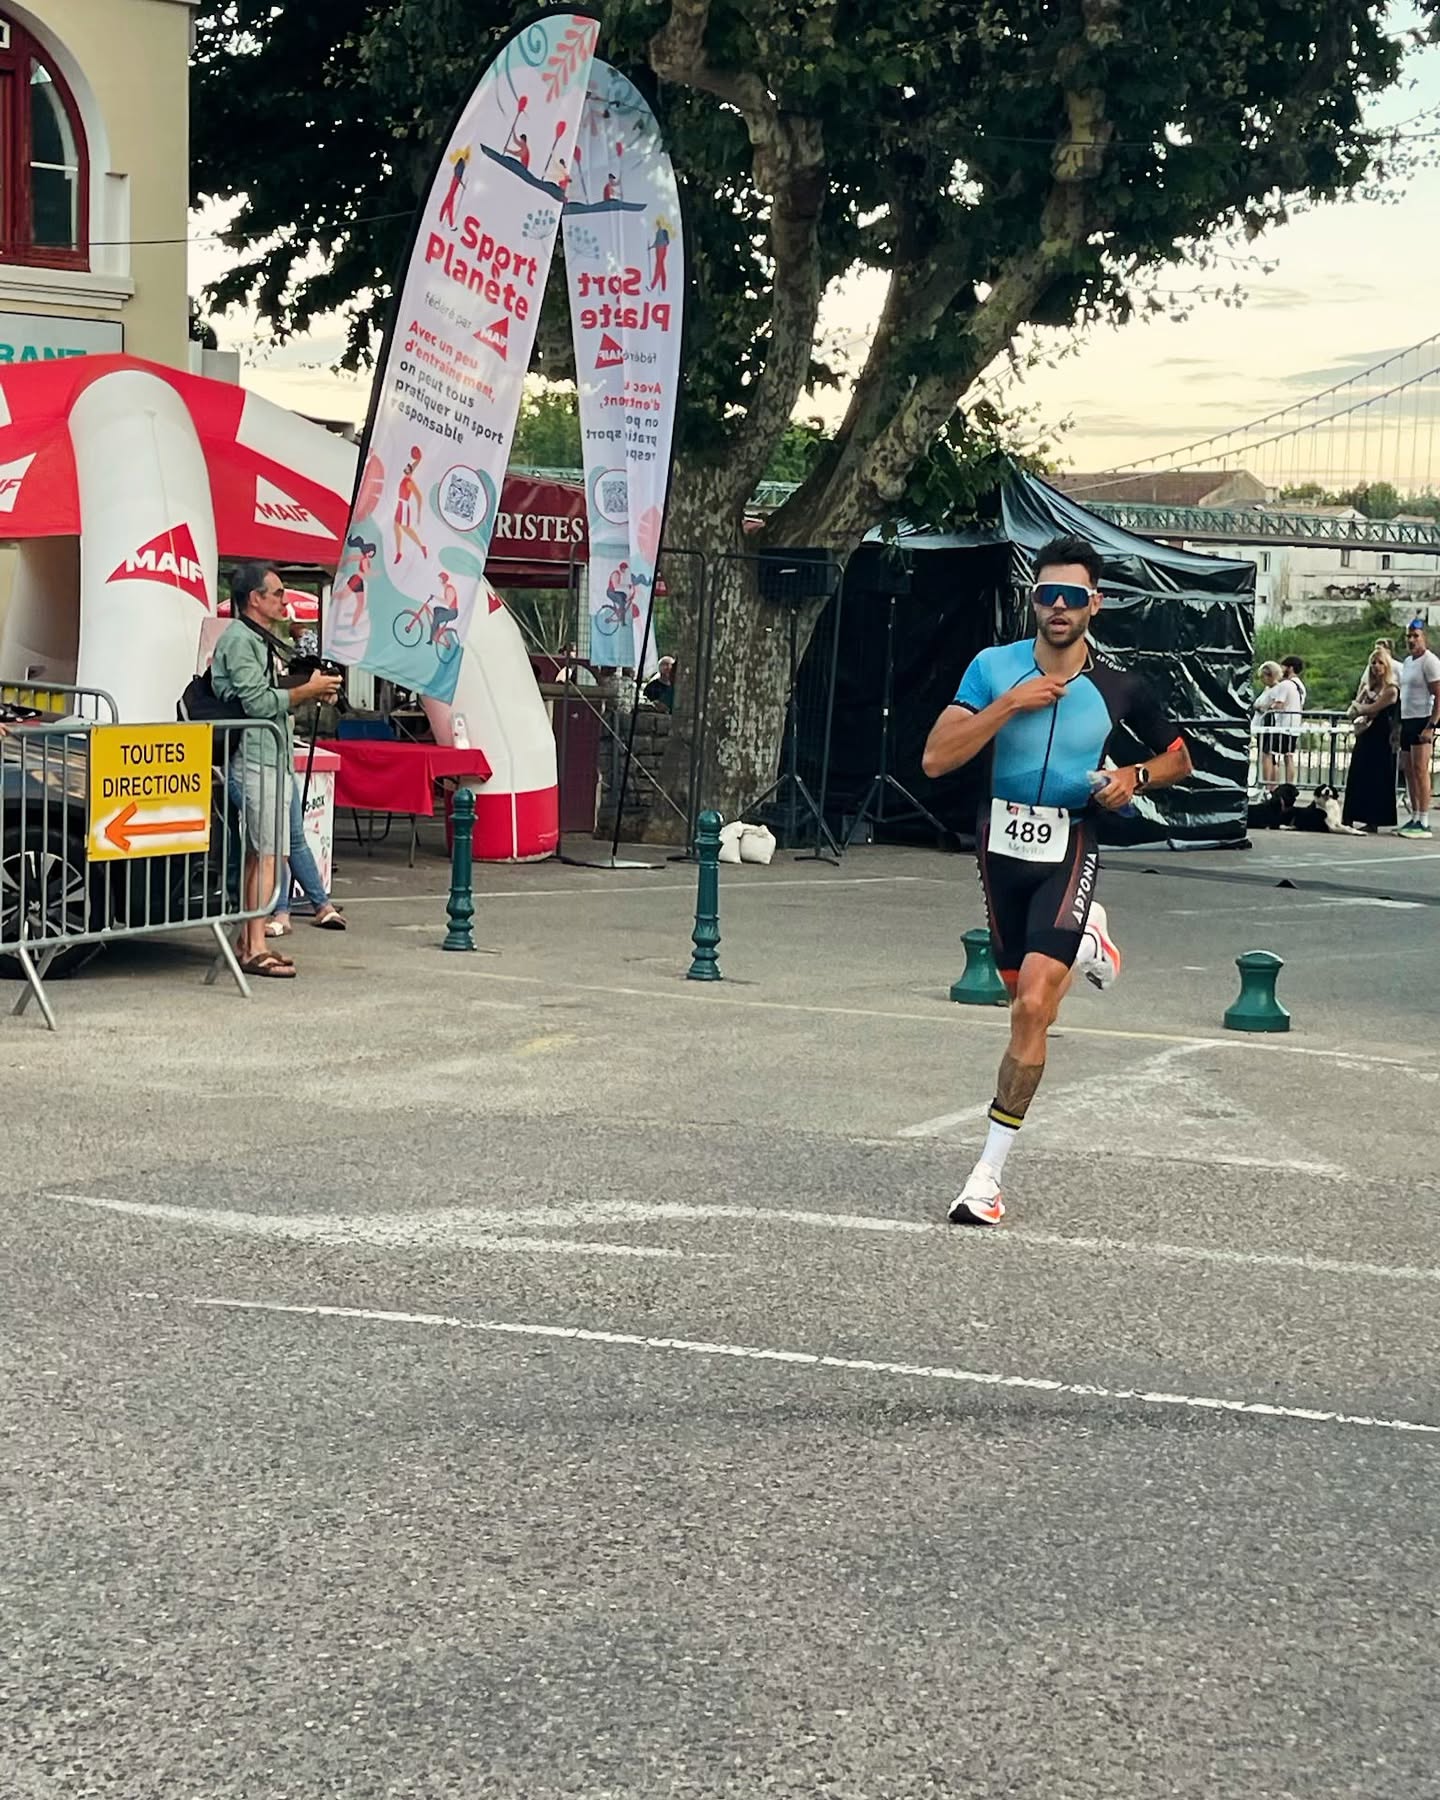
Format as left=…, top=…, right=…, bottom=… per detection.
left=1, top=680, right=120, bottom=724
left=0, top=716, right=286, bottom=1030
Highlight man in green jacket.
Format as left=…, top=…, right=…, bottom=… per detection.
left=212, top=563, right=341, bottom=978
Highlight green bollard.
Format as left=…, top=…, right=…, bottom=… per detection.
left=686, top=808, right=723, bottom=981
left=950, top=927, right=1010, bottom=1006
left=443, top=784, right=477, bottom=953
left=1224, top=949, right=1290, bottom=1033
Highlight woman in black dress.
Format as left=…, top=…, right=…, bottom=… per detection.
left=1343, top=645, right=1400, bottom=830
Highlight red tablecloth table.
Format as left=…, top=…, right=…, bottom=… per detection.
left=318, top=741, right=492, bottom=816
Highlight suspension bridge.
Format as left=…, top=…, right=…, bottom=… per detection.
left=518, top=338, right=1440, bottom=552
left=1061, top=333, right=1440, bottom=549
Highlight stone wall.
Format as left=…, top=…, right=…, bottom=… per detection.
left=596, top=705, right=674, bottom=841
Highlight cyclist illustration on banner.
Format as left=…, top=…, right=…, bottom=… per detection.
left=561, top=59, right=683, bottom=676
left=328, top=13, right=599, bottom=702
left=594, top=559, right=643, bottom=641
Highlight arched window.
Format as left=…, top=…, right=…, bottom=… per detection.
left=0, top=14, right=88, bottom=267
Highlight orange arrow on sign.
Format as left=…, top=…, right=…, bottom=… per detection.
left=103, top=801, right=208, bottom=855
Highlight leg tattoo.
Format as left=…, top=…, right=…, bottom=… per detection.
left=991, top=1052, right=1044, bottom=1128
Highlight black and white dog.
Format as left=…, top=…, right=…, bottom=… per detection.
left=1248, top=783, right=1362, bottom=834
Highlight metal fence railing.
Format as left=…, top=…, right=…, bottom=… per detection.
left=1, top=716, right=286, bottom=1030
left=1, top=681, right=120, bottom=724
left=1246, top=710, right=1437, bottom=796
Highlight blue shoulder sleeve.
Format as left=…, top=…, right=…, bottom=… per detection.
left=954, top=651, right=994, bottom=713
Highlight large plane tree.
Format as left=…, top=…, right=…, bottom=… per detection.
left=193, top=0, right=1430, bottom=824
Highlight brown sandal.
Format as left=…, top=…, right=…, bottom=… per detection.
left=240, top=951, right=297, bottom=980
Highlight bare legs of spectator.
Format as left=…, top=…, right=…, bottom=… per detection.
left=242, top=852, right=278, bottom=961
left=1404, top=744, right=1432, bottom=819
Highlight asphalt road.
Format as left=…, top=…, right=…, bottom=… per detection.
left=3, top=833, right=1439, bottom=1798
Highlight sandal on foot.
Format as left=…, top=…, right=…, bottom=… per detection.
left=239, top=952, right=296, bottom=979
left=311, top=904, right=347, bottom=930
left=265, top=918, right=293, bottom=937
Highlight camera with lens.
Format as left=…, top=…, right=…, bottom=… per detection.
left=287, top=652, right=350, bottom=713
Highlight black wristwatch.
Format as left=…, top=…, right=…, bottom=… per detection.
left=1134, top=764, right=1152, bottom=789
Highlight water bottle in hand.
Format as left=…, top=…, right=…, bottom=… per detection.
left=1088, top=768, right=1138, bottom=818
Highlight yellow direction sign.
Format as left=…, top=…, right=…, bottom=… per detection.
left=88, top=723, right=213, bottom=861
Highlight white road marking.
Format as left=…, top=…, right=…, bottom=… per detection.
left=897, top=1043, right=1348, bottom=1176
left=339, top=876, right=923, bottom=906
left=45, top=1195, right=688, bottom=1259
left=459, top=971, right=1439, bottom=1071
left=1166, top=899, right=1424, bottom=915
left=49, top=1192, right=1440, bottom=1287
left=1249, top=849, right=1440, bottom=869
left=190, top=1298, right=1440, bottom=1436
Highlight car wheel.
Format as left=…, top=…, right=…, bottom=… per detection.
left=0, top=821, right=103, bottom=980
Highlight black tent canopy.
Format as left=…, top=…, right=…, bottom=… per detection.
left=798, top=471, right=1255, bottom=848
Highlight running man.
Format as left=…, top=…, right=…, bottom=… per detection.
left=921, top=534, right=1192, bottom=1226
left=393, top=449, right=428, bottom=565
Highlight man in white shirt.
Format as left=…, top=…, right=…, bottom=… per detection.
left=1396, top=618, right=1440, bottom=838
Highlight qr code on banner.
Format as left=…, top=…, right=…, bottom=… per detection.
left=443, top=469, right=481, bottom=527
left=598, top=473, right=628, bottom=523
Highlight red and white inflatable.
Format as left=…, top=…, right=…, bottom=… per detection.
left=0, top=354, right=571, bottom=860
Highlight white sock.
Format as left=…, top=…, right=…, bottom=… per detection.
left=979, top=1113, right=1020, bottom=1178
left=1421, top=812, right=1432, bottom=828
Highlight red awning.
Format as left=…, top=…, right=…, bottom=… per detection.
left=0, top=354, right=632, bottom=587
left=0, top=353, right=354, bottom=565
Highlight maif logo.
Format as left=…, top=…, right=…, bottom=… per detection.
left=595, top=333, right=623, bottom=370
left=0, top=451, right=35, bottom=513
left=475, top=315, right=511, bottom=360
left=107, top=523, right=209, bottom=606
left=255, top=475, right=331, bottom=539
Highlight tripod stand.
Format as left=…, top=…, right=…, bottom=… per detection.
left=746, top=602, right=842, bottom=864
left=843, top=588, right=948, bottom=849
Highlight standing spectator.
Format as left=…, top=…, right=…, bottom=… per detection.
left=1342, top=645, right=1399, bottom=832
left=266, top=780, right=347, bottom=937
left=1281, top=655, right=1307, bottom=710
left=644, top=655, right=676, bottom=712
left=212, top=563, right=341, bottom=979
left=1396, top=618, right=1440, bottom=837
left=1253, top=659, right=1303, bottom=790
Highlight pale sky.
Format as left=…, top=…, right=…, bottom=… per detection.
left=193, top=29, right=1440, bottom=484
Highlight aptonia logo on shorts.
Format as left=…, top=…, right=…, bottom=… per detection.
left=106, top=523, right=209, bottom=607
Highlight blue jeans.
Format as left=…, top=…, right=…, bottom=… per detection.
left=226, top=766, right=329, bottom=912
left=284, top=780, right=330, bottom=911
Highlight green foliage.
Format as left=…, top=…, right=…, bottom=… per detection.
left=1254, top=614, right=1407, bottom=710
left=764, top=421, right=830, bottom=485
left=188, top=299, right=218, bottom=350
left=1278, top=481, right=1430, bottom=519
left=192, top=0, right=1425, bottom=507
left=511, top=387, right=583, bottom=470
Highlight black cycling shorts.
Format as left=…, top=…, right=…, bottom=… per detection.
left=1400, top=717, right=1433, bottom=751
left=976, top=812, right=1099, bottom=980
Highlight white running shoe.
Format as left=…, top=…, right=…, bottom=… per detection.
left=1075, top=900, right=1122, bottom=990
left=948, top=1163, right=1006, bottom=1227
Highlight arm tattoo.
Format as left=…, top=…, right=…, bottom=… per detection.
left=995, top=1053, right=1045, bottom=1121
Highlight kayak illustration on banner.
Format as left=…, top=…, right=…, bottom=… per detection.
left=330, top=14, right=599, bottom=701
left=561, top=61, right=683, bottom=675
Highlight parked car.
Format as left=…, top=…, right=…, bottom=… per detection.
left=0, top=722, right=236, bottom=980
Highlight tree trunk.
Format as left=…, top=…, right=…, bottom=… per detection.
left=645, top=463, right=818, bottom=842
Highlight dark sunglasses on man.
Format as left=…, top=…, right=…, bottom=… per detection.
left=1031, top=581, right=1099, bottom=611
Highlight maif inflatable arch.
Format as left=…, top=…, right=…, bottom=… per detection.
left=0, top=356, right=560, bottom=861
